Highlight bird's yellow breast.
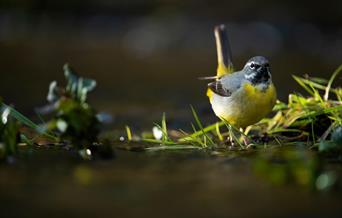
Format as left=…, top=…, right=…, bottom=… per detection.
left=209, top=82, right=276, bottom=128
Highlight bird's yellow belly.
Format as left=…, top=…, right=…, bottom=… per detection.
left=210, top=83, right=276, bottom=128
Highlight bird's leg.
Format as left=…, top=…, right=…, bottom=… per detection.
left=227, top=127, right=251, bottom=148
left=223, top=123, right=252, bottom=148
left=228, top=130, right=235, bottom=146
left=239, top=128, right=254, bottom=148
left=223, top=128, right=235, bottom=147
left=227, top=126, right=242, bottom=147
left=241, top=134, right=251, bottom=146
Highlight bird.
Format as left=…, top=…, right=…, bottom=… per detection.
left=205, top=24, right=277, bottom=129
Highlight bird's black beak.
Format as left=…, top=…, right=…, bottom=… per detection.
left=257, top=65, right=271, bottom=82
left=260, top=65, right=270, bottom=74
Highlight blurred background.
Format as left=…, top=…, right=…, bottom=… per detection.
left=0, top=0, right=341, bottom=128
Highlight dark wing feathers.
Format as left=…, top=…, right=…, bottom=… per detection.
left=208, top=80, right=232, bottom=97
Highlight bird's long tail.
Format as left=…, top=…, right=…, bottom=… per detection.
left=214, top=24, right=234, bottom=77
left=207, top=25, right=234, bottom=100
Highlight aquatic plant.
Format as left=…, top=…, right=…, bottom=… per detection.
left=0, top=64, right=114, bottom=160
left=42, top=64, right=100, bottom=149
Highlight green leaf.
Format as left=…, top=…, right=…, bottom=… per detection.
left=1, top=103, right=57, bottom=140
left=125, top=125, right=132, bottom=141
left=292, top=75, right=315, bottom=96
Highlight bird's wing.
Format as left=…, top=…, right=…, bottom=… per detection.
left=208, top=71, right=245, bottom=97
left=208, top=80, right=232, bottom=97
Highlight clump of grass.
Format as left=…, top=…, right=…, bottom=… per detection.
left=251, top=65, right=342, bottom=149
left=143, top=112, right=204, bottom=150
left=121, top=111, right=209, bottom=151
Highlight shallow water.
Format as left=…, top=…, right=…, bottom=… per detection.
left=0, top=147, right=341, bottom=218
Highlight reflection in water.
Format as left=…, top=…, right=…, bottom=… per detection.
left=253, top=148, right=340, bottom=191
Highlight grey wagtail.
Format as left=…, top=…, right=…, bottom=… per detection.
left=206, top=24, right=277, bottom=128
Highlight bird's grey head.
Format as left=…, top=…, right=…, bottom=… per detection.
left=243, top=56, right=271, bottom=85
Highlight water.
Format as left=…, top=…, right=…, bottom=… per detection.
left=0, top=147, right=341, bottom=218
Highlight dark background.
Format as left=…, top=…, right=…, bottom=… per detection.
left=0, top=0, right=341, bottom=127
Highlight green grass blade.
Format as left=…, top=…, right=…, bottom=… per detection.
left=161, top=112, right=168, bottom=142
left=324, top=64, right=342, bottom=101
left=125, top=125, right=132, bottom=141
left=1, top=103, right=57, bottom=140
left=179, top=121, right=224, bottom=141
left=178, top=129, right=205, bottom=147
left=190, top=105, right=215, bottom=146
left=292, top=75, right=315, bottom=96
left=216, top=122, right=224, bottom=141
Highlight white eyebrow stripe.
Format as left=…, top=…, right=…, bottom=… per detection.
left=245, top=62, right=255, bottom=68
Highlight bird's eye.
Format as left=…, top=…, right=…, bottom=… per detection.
left=250, top=63, right=255, bottom=69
